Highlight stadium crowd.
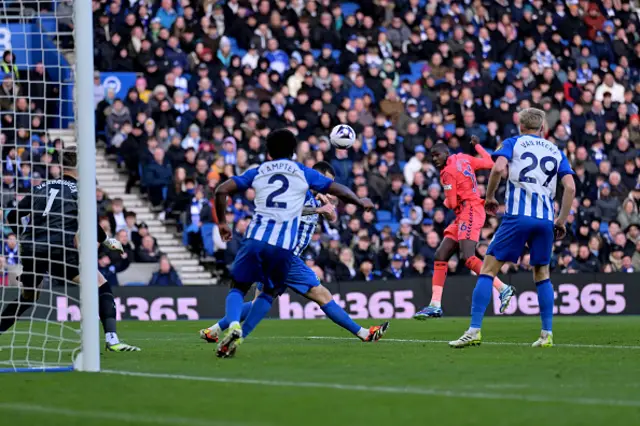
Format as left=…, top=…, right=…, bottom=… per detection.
left=91, top=0, right=640, bottom=281
left=2, top=0, right=640, bottom=284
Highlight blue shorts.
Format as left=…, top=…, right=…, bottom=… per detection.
left=256, top=256, right=320, bottom=296
left=487, top=215, right=554, bottom=266
left=231, top=239, right=294, bottom=288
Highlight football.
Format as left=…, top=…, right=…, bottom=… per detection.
left=329, top=124, right=356, bottom=149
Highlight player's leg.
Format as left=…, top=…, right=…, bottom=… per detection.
left=239, top=257, right=312, bottom=340
left=70, top=268, right=140, bottom=352
left=304, top=285, right=389, bottom=342
left=449, top=216, right=526, bottom=348
left=200, top=285, right=257, bottom=343
left=528, top=221, right=556, bottom=348
left=531, top=265, right=554, bottom=347
left=0, top=256, right=41, bottom=334
left=414, top=236, right=457, bottom=319
left=217, top=241, right=293, bottom=358
left=458, top=239, right=515, bottom=314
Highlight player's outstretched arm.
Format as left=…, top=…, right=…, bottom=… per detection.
left=485, top=156, right=508, bottom=214
left=214, top=178, right=238, bottom=241
left=326, top=182, right=374, bottom=210
left=470, top=141, right=494, bottom=170
left=554, top=174, right=576, bottom=239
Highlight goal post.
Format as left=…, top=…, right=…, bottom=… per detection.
left=0, top=1, right=99, bottom=372
left=75, top=0, right=100, bottom=373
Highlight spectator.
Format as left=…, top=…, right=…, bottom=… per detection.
left=618, top=199, right=640, bottom=231
left=571, top=245, right=601, bottom=273
left=112, top=229, right=134, bottom=273
left=107, top=198, right=128, bottom=233
left=335, top=248, right=357, bottom=282
left=98, top=251, right=119, bottom=287
left=224, top=216, right=251, bottom=269
left=408, top=255, right=429, bottom=278
left=136, top=235, right=162, bottom=263
left=106, top=99, right=131, bottom=141
left=355, top=259, right=377, bottom=282
left=149, top=256, right=183, bottom=286
left=3, top=233, right=18, bottom=266
left=595, top=183, right=621, bottom=222
left=384, top=253, right=407, bottom=280
left=143, top=148, right=173, bottom=207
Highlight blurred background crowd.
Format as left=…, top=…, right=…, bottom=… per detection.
left=2, top=0, right=640, bottom=284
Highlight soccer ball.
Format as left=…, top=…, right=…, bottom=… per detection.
left=329, top=124, right=356, bottom=149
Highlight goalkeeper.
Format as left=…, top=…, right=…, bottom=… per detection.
left=0, top=149, right=139, bottom=352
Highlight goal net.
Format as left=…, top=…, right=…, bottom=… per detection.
left=0, top=1, right=99, bottom=372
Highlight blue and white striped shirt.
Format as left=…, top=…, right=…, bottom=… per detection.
left=293, top=191, right=320, bottom=257
left=233, top=160, right=332, bottom=250
left=493, top=134, right=574, bottom=222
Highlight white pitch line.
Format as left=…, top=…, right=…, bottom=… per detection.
left=0, top=402, right=258, bottom=426
left=302, top=336, right=640, bottom=350
left=133, top=335, right=640, bottom=350
left=102, top=369, right=640, bottom=408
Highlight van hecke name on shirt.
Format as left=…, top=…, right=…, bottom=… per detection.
left=260, top=161, right=300, bottom=175
left=519, top=139, right=557, bottom=154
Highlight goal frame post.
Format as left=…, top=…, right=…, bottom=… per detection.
left=74, top=0, right=100, bottom=373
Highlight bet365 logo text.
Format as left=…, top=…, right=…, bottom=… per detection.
left=494, top=283, right=626, bottom=315
left=57, top=296, right=200, bottom=321
left=279, top=291, right=416, bottom=319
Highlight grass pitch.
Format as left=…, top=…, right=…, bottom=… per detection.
left=1, top=317, right=640, bottom=426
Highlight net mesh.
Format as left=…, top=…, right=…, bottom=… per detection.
left=0, top=1, right=82, bottom=371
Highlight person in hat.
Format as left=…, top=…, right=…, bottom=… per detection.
left=415, top=136, right=515, bottom=320
left=384, top=253, right=407, bottom=280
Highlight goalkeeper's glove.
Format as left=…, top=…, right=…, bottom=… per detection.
left=102, top=237, right=124, bottom=254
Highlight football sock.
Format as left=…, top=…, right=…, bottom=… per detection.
left=225, top=288, right=246, bottom=324
left=216, top=302, right=252, bottom=331
left=430, top=261, right=448, bottom=307
left=465, top=256, right=508, bottom=292
left=470, top=274, right=494, bottom=329
left=241, top=293, right=273, bottom=338
left=98, top=284, right=119, bottom=344
left=0, top=296, right=32, bottom=334
left=321, top=300, right=362, bottom=336
left=536, top=279, right=554, bottom=333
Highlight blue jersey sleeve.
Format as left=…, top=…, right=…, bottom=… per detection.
left=557, top=152, right=575, bottom=178
left=492, top=137, right=517, bottom=161
left=301, top=165, right=333, bottom=193
left=231, top=168, right=259, bottom=192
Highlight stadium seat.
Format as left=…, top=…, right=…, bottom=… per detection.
left=123, top=282, right=147, bottom=286
left=444, top=123, right=456, bottom=134
left=376, top=210, right=392, bottom=222
left=490, top=63, right=501, bottom=78
left=311, top=49, right=321, bottom=59
left=600, top=222, right=609, bottom=235
left=387, top=222, right=400, bottom=234
left=233, top=48, right=247, bottom=58
left=399, top=74, right=416, bottom=83
left=410, top=61, right=427, bottom=77
left=341, top=2, right=360, bottom=16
